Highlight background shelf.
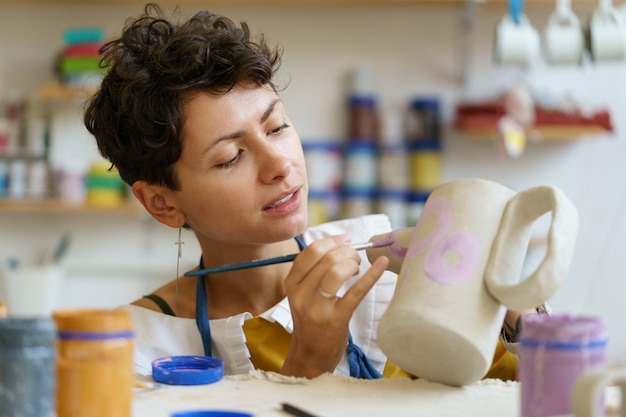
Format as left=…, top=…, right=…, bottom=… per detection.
left=458, top=125, right=610, bottom=142
left=0, top=198, right=145, bottom=215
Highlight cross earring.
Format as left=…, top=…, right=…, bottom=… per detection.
left=175, top=224, right=185, bottom=305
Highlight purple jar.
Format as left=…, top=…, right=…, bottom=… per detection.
left=519, top=314, right=607, bottom=417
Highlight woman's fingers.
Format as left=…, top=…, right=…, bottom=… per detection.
left=283, top=237, right=390, bottom=377
left=335, top=255, right=389, bottom=313
left=285, top=234, right=389, bottom=312
left=314, top=256, right=361, bottom=300
left=288, top=235, right=354, bottom=283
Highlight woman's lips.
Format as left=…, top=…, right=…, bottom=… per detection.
left=263, top=188, right=301, bottom=213
left=266, top=192, right=295, bottom=209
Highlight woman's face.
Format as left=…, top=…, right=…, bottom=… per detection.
left=173, top=83, right=308, bottom=247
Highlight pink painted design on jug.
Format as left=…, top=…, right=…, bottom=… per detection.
left=408, top=196, right=452, bottom=254
left=384, top=228, right=410, bottom=263
left=400, top=195, right=482, bottom=288
left=424, top=230, right=481, bottom=285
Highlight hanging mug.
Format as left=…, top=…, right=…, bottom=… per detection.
left=544, top=0, right=585, bottom=65
left=588, top=0, right=626, bottom=61
left=495, top=14, right=541, bottom=66
left=369, top=178, right=579, bottom=386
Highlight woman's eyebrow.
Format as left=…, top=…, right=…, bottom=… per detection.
left=201, top=98, right=283, bottom=156
left=215, top=98, right=282, bottom=142
left=200, top=130, right=244, bottom=156
left=260, top=98, right=282, bottom=123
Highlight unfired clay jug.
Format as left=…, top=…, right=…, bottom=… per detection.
left=367, top=178, right=579, bottom=386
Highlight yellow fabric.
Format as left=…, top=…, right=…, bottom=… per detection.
left=243, top=317, right=292, bottom=373
left=242, top=316, right=518, bottom=381
left=382, top=359, right=413, bottom=379
left=484, top=340, right=519, bottom=381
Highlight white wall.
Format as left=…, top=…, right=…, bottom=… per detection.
left=1, top=2, right=625, bottom=363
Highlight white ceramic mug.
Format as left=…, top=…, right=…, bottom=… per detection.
left=588, top=1, right=626, bottom=61
left=571, top=365, right=626, bottom=417
left=373, top=178, right=579, bottom=386
left=544, top=6, right=585, bottom=65
left=495, top=14, right=541, bottom=66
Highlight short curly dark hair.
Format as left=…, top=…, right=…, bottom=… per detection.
left=84, top=3, right=283, bottom=189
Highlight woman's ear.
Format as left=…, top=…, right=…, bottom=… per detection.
left=131, top=180, right=182, bottom=228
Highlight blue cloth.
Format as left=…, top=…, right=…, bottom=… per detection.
left=347, top=334, right=382, bottom=379
left=194, top=235, right=382, bottom=379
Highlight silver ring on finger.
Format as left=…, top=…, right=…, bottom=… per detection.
left=317, top=286, right=337, bottom=299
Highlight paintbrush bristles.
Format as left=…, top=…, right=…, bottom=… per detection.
left=350, top=239, right=394, bottom=251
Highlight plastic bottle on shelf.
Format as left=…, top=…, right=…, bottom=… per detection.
left=342, top=141, right=378, bottom=192
left=408, top=141, right=443, bottom=192
left=0, top=98, right=24, bottom=156
left=378, top=143, right=409, bottom=191
left=407, top=190, right=431, bottom=227
left=348, top=95, right=379, bottom=142
left=8, top=159, right=27, bottom=199
left=0, top=119, right=9, bottom=156
left=347, top=67, right=379, bottom=143
left=377, top=189, right=409, bottom=229
left=86, top=160, right=125, bottom=207
left=405, top=96, right=441, bottom=146
left=302, top=140, right=342, bottom=192
left=56, top=160, right=88, bottom=204
left=0, top=161, right=8, bottom=197
left=27, top=160, right=49, bottom=199
left=405, top=96, right=443, bottom=196
left=25, top=114, right=48, bottom=158
left=341, top=188, right=375, bottom=219
left=379, top=107, right=404, bottom=146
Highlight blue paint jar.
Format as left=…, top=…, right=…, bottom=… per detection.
left=0, top=317, right=56, bottom=417
left=342, top=142, right=378, bottom=192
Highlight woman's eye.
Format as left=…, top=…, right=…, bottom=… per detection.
left=218, top=150, right=242, bottom=168
left=270, top=123, right=290, bottom=135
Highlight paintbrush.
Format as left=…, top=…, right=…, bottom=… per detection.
left=184, top=239, right=395, bottom=277
left=281, top=402, right=321, bottom=417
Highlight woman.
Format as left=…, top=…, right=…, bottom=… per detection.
left=84, top=3, right=519, bottom=380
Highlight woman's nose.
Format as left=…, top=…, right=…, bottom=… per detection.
left=258, top=142, right=292, bottom=183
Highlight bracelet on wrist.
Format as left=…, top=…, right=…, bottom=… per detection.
left=499, top=301, right=553, bottom=352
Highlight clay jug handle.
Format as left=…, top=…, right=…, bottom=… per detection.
left=484, top=185, right=579, bottom=311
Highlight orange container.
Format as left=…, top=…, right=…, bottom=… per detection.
left=53, top=309, right=134, bottom=417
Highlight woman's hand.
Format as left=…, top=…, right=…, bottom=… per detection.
left=281, top=234, right=389, bottom=378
